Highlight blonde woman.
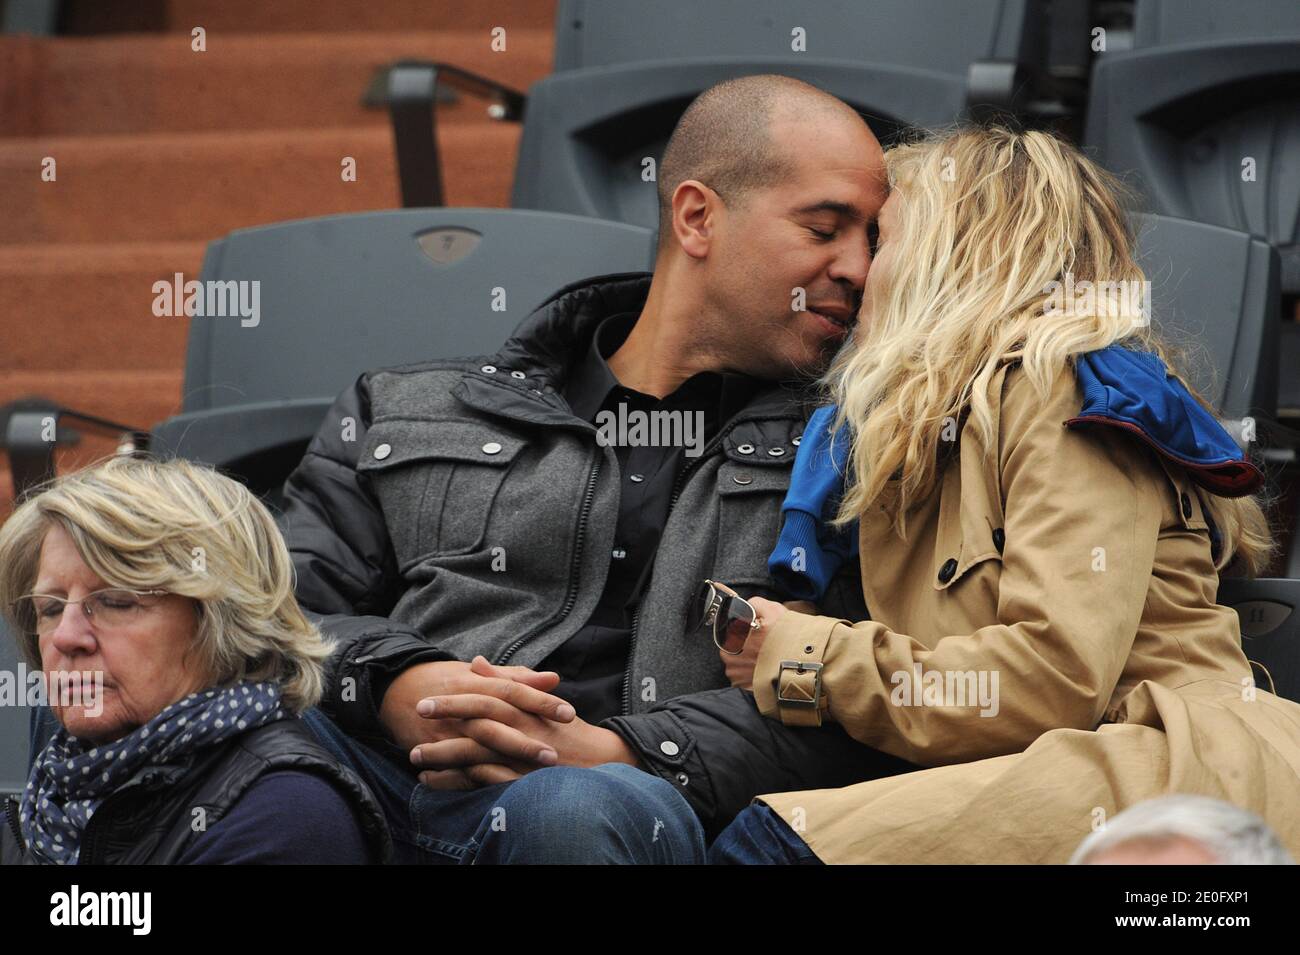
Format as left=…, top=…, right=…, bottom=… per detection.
left=0, top=457, right=390, bottom=864
left=710, top=126, right=1300, bottom=864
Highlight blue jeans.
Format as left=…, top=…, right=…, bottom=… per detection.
left=301, top=708, right=706, bottom=864
left=708, top=803, right=823, bottom=865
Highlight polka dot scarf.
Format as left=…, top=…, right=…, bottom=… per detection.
left=20, top=681, right=286, bottom=865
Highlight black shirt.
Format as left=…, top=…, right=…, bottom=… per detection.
left=539, top=313, right=760, bottom=721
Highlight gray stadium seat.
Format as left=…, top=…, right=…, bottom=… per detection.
left=1085, top=2, right=1300, bottom=293
left=1132, top=213, right=1280, bottom=424
left=139, top=210, right=653, bottom=502
left=551, top=0, right=1046, bottom=75
left=1217, top=577, right=1300, bottom=703
left=0, top=628, right=30, bottom=796
left=512, top=0, right=1050, bottom=231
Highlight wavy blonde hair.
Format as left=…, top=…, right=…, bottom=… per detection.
left=0, top=456, right=330, bottom=713
left=827, top=126, right=1272, bottom=574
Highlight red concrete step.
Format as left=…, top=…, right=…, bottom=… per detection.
left=61, top=0, right=558, bottom=34
left=0, top=30, right=552, bottom=137
left=0, top=123, right=521, bottom=244
left=0, top=242, right=201, bottom=373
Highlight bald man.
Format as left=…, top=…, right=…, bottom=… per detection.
left=280, top=75, right=898, bottom=863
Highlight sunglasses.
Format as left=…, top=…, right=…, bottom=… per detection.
left=690, top=579, right=761, bottom=655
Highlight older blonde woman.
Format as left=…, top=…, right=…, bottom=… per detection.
left=710, top=126, right=1300, bottom=864
left=0, top=457, right=390, bottom=864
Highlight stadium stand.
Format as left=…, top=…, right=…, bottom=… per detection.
left=3, top=0, right=1300, bottom=796
left=1085, top=0, right=1300, bottom=417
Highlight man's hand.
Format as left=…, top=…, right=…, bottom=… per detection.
left=378, top=655, right=575, bottom=759
left=411, top=658, right=640, bottom=789
left=721, top=597, right=816, bottom=690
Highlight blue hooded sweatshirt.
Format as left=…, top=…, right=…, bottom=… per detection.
left=768, top=346, right=1264, bottom=602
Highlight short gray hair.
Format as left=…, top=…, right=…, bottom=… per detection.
left=1070, top=795, right=1294, bottom=865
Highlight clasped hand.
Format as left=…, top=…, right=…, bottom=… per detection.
left=380, top=656, right=636, bottom=790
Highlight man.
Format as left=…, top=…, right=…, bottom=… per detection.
left=281, top=74, right=901, bottom=863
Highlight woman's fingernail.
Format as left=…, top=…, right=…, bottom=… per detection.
left=539, top=749, right=558, bottom=765
left=416, top=699, right=436, bottom=717
left=556, top=703, right=575, bottom=721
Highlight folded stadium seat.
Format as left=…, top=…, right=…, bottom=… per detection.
left=149, top=209, right=655, bottom=508
left=511, top=0, right=1050, bottom=231
left=1130, top=213, right=1280, bottom=426
left=1084, top=0, right=1300, bottom=418
left=1217, top=577, right=1300, bottom=704
left=5, top=210, right=655, bottom=510
left=0, top=631, right=28, bottom=796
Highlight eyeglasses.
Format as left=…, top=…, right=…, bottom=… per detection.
left=689, top=579, right=761, bottom=655
left=12, top=588, right=169, bottom=636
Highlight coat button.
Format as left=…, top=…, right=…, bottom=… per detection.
left=629, top=474, right=644, bottom=483
left=1181, top=493, right=1192, bottom=518
left=373, top=443, right=392, bottom=460
left=480, top=364, right=497, bottom=374
left=612, top=548, right=627, bottom=560
left=992, top=528, right=1005, bottom=553
left=510, top=370, right=526, bottom=379
left=938, top=558, right=958, bottom=583
left=659, top=740, right=680, bottom=756
left=675, top=772, right=689, bottom=786
left=732, top=474, right=753, bottom=485
left=482, top=442, right=502, bottom=455
left=767, top=447, right=786, bottom=457
left=792, top=435, right=802, bottom=446
left=736, top=443, right=755, bottom=454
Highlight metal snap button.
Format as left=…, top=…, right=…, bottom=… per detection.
left=792, top=435, right=802, bottom=446
left=373, top=443, right=392, bottom=460
left=659, top=740, right=680, bottom=757
left=510, top=370, right=526, bottom=379
left=767, top=447, right=786, bottom=457
left=480, top=364, right=497, bottom=374
left=629, top=474, right=644, bottom=483
left=736, top=443, right=755, bottom=454
left=732, top=474, right=753, bottom=486
left=612, top=548, right=627, bottom=560
left=675, top=772, right=689, bottom=786
left=481, top=442, right=502, bottom=455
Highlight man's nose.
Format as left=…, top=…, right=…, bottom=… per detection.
left=48, top=602, right=98, bottom=656
left=828, top=240, right=870, bottom=292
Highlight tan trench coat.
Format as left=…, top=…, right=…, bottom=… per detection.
left=751, top=361, right=1300, bottom=863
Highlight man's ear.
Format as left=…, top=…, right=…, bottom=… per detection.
left=670, top=180, right=720, bottom=259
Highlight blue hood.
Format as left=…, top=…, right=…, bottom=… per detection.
left=1066, top=346, right=1263, bottom=497
left=768, top=346, right=1262, bottom=601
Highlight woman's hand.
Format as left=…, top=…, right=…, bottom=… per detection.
left=720, top=598, right=817, bottom=691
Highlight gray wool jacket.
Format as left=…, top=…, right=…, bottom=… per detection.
left=278, top=272, right=910, bottom=834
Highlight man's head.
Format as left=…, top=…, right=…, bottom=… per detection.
left=652, top=75, right=886, bottom=380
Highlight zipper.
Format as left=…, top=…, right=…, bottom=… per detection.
left=5, top=796, right=24, bottom=853
left=618, top=418, right=759, bottom=714
left=495, top=452, right=602, bottom=665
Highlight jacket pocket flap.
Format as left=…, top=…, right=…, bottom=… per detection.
left=358, top=418, right=526, bottom=471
